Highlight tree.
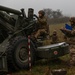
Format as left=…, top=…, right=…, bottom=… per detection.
left=43, top=8, right=53, bottom=18
left=43, top=8, right=69, bottom=24
left=43, top=8, right=63, bottom=19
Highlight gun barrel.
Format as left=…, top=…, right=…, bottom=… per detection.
left=0, top=5, right=21, bottom=15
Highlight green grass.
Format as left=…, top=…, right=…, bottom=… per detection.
left=12, top=23, right=75, bottom=75
left=49, top=23, right=65, bottom=41
left=43, top=23, right=65, bottom=45
left=13, top=55, right=75, bottom=75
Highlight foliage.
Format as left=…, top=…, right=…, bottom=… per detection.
left=48, top=17, right=69, bottom=24
left=43, top=8, right=63, bottom=19
left=43, top=8, right=69, bottom=24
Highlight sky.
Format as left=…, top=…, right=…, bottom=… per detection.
left=0, top=0, right=75, bottom=16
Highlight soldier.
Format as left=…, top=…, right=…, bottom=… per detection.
left=60, top=17, right=75, bottom=66
left=69, top=17, right=75, bottom=36
left=61, top=17, right=75, bottom=66
left=60, top=17, right=75, bottom=37
left=51, top=30, right=59, bottom=44
left=69, top=17, right=75, bottom=66
left=34, top=10, right=49, bottom=39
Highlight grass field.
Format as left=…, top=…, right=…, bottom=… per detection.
left=43, top=23, right=65, bottom=45
left=12, top=23, right=75, bottom=75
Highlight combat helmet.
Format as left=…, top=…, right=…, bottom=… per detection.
left=53, top=30, right=57, bottom=35
left=38, top=10, right=45, bottom=16
left=70, top=17, right=75, bottom=23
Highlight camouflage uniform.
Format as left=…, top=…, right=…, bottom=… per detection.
left=65, top=17, right=75, bottom=65
left=60, top=17, right=75, bottom=66
left=51, top=30, right=59, bottom=44
left=60, top=17, right=75, bottom=44
left=34, top=10, right=49, bottom=38
left=66, top=17, right=75, bottom=44
left=69, top=25, right=75, bottom=65
left=67, top=26, right=75, bottom=44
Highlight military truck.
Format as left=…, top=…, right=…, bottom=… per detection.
left=0, top=5, right=69, bottom=72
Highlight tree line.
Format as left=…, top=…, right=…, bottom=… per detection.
left=43, top=8, right=69, bottom=24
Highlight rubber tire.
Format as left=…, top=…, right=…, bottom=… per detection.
left=6, top=36, right=35, bottom=71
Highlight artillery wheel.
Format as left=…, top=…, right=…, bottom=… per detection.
left=7, top=36, right=35, bottom=71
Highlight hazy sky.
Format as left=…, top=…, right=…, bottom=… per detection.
left=0, top=0, right=75, bottom=16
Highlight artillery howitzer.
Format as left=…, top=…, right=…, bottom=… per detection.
left=0, top=5, right=69, bottom=73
